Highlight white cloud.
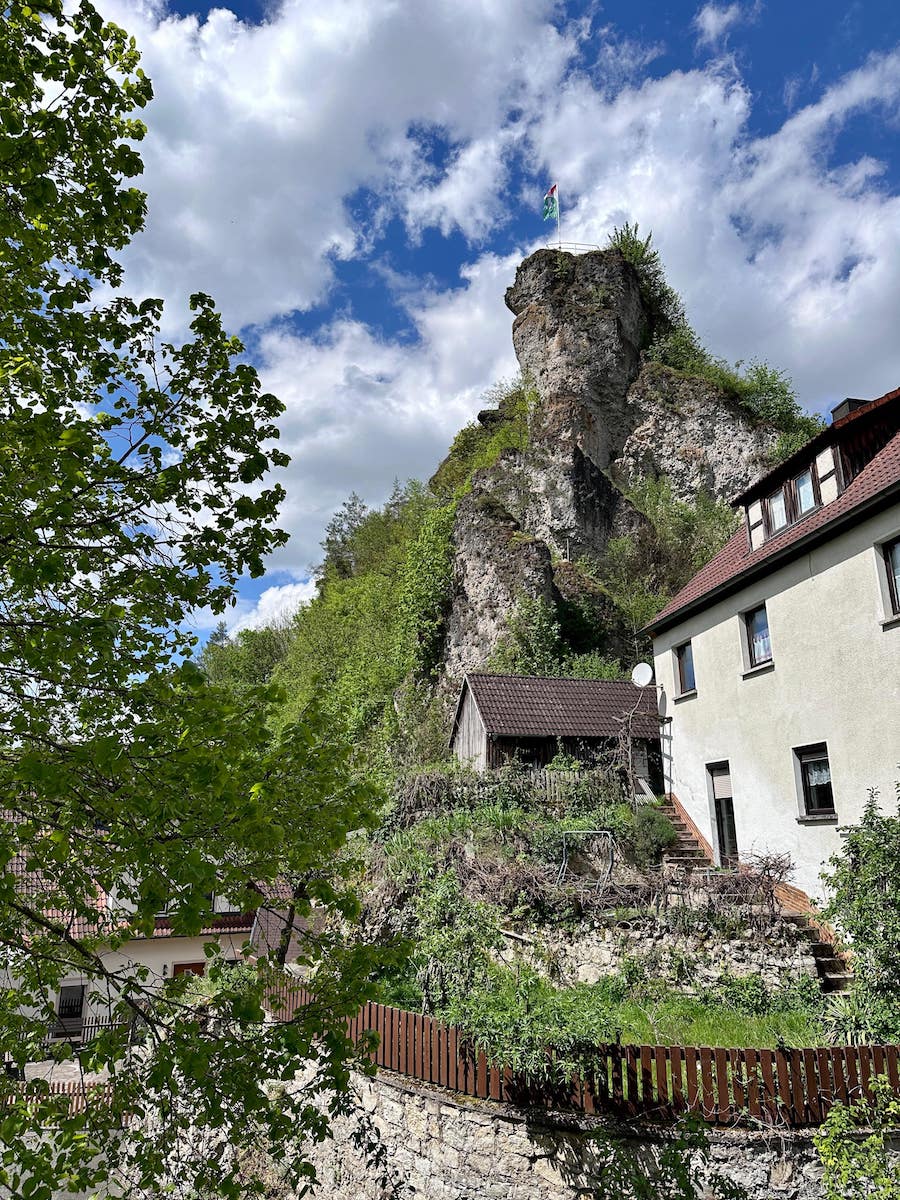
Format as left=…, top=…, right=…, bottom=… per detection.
left=524, top=49, right=900, bottom=408
left=99, top=0, right=576, bottom=331
left=254, top=252, right=520, bottom=573
left=230, top=580, right=318, bottom=634
left=98, top=0, right=900, bottom=600
left=693, top=3, right=749, bottom=50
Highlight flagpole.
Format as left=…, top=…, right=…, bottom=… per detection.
left=556, top=183, right=561, bottom=249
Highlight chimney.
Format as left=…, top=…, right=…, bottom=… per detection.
left=830, top=397, right=869, bottom=423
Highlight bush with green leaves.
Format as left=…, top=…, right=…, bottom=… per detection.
left=625, top=804, right=677, bottom=866
left=607, top=221, right=685, bottom=332
left=822, top=786, right=900, bottom=1042
left=606, top=224, right=823, bottom=462
left=579, top=477, right=739, bottom=657
left=429, top=374, right=540, bottom=499
left=814, top=1075, right=900, bottom=1200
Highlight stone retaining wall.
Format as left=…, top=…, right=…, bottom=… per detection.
left=503, top=917, right=818, bottom=990
left=300, top=1070, right=827, bottom=1200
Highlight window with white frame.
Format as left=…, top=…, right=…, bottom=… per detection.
left=744, top=603, right=772, bottom=668
left=766, top=487, right=788, bottom=533
left=794, top=468, right=817, bottom=515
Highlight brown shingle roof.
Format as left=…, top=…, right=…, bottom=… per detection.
left=733, top=384, right=900, bottom=506
left=460, top=674, right=659, bottom=739
left=648, top=426, right=900, bottom=634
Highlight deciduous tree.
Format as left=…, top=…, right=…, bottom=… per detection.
left=1, top=2, right=384, bottom=1195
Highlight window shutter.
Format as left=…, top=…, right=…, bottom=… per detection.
left=711, top=767, right=732, bottom=799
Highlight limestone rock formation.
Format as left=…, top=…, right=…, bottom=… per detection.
left=442, top=492, right=557, bottom=682
left=441, top=246, right=779, bottom=679
left=611, top=361, right=777, bottom=503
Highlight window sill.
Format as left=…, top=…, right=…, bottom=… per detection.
left=673, top=689, right=697, bottom=703
left=881, top=613, right=900, bottom=631
left=796, top=813, right=838, bottom=826
left=742, top=661, right=774, bottom=679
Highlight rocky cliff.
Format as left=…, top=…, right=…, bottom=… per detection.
left=442, top=248, right=777, bottom=680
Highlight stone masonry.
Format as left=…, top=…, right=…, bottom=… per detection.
left=296, top=1070, right=828, bottom=1200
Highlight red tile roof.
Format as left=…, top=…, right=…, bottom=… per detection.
left=460, top=674, right=659, bottom=739
left=648, top=427, right=900, bottom=634
left=147, top=912, right=256, bottom=940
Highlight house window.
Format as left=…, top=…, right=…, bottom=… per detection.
left=767, top=487, right=788, bottom=533
left=795, top=468, right=816, bottom=515
left=57, top=984, right=85, bottom=1021
left=885, top=538, right=900, bottom=616
left=796, top=744, right=835, bottom=816
left=674, top=641, right=695, bottom=694
left=745, top=604, right=772, bottom=668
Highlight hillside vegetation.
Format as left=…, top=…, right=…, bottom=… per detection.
left=200, top=235, right=832, bottom=1058
left=204, top=229, right=823, bottom=782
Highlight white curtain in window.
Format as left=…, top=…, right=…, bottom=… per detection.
left=796, top=471, right=815, bottom=513
left=805, top=758, right=830, bottom=786
left=748, top=607, right=771, bottom=663
left=769, top=489, right=787, bottom=528
left=751, top=625, right=770, bottom=661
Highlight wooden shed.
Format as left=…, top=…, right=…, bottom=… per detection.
left=449, top=672, right=662, bottom=787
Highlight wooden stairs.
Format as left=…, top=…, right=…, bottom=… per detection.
left=655, top=796, right=852, bottom=994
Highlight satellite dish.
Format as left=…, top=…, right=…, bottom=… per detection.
left=631, top=662, right=654, bottom=688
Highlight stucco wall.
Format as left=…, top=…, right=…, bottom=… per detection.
left=652, top=501, right=900, bottom=901
left=61, top=932, right=249, bottom=1021
left=294, top=1070, right=828, bottom=1200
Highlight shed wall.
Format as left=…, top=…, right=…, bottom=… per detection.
left=452, top=689, right=488, bottom=771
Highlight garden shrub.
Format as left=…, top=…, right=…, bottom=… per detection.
left=822, top=787, right=900, bottom=1043
left=623, top=804, right=677, bottom=866
left=815, top=1075, right=900, bottom=1200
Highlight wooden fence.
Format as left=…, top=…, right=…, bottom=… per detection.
left=269, top=987, right=900, bottom=1129
left=1, top=1080, right=114, bottom=1113
left=12, top=990, right=899, bottom=1128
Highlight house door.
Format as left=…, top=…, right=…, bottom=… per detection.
left=708, top=763, right=739, bottom=865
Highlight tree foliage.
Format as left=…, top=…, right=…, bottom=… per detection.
left=821, top=787, right=900, bottom=1043
left=814, top=1076, right=900, bottom=1200
left=1, top=2, right=386, bottom=1194
left=607, top=224, right=824, bottom=462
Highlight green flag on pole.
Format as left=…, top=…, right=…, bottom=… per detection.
left=542, top=183, right=559, bottom=221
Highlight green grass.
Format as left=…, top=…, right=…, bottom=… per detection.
left=375, top=962, right=826, bottom=1083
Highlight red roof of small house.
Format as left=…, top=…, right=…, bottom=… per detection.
left=453, top=673, right=659, bottom=741
left=647, top=416, right=900, bottom=636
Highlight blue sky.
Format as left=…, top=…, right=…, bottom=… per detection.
left=100, top=0, right=900, bottom=631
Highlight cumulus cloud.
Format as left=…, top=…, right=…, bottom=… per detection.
left=230, top=580, right=318, bottom=634
left=525, top=48, right=900, bottom=406
left=99, top=0, right=575, bottom=330
left=254, top=252, right=520, bottom=573
left=101, top=0, right=900, bottom=611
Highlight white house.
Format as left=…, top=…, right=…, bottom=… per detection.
left=47, top=899, right=257, bottom=1044
left=645, top=387, right=900, bottom=903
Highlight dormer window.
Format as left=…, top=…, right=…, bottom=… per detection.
left=795, top=468, right=816, bottom=515
left=766, top=487, right=788, bottom=533
left=753, top=465, right=822, bottom=546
